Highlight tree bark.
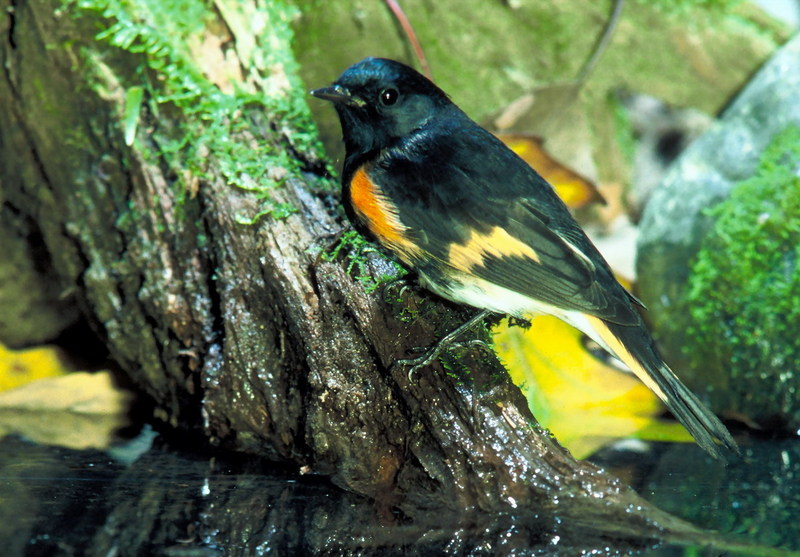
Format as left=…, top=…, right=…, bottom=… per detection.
left=0, top=0, right=744, bottom=548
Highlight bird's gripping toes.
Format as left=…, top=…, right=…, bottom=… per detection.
left=311, top=57, right=738, bottom=460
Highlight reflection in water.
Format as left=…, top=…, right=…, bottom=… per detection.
left=594, top=437, right=800, bottom=555
left=1, top=430, right=797, bottom=555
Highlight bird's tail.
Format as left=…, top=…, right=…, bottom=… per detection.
left=583, top=315, right=739, bottom=460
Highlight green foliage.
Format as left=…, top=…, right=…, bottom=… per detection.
left=315, top=230, right=405, bottom=293
left=684, top=125, right=800, bottom=380
left=123, top=85, right=144, bottom=146
left=68, top=0, right=327, bottom=222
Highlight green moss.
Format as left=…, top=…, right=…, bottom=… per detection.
left=684, top=125, right=800, bottom=383
left=636, top=0, right=743, bottom=14
left=314, top=230, right=405, bottom=293
left=67, top=0, right=329, bottom=222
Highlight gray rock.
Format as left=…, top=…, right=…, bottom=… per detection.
left=637, top=34, right=800, bottom=431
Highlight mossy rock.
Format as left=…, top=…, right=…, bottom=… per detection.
left=686, top=127, right=800, bottom=429
left=637, top=35, right=800, bottom=431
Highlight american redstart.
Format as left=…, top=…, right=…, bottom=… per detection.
left=311, top=57, right=738, bottom=459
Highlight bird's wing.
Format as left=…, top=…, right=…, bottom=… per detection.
left=371, top=119, right=641, bottom=325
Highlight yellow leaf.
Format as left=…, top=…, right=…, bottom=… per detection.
left=497, top=132, right=605, bottom=209
left=494, top=315, right=693, bottom=459
left=0, top=371, right=133, bottom=450
left=0, top=343, right=70, bottom=392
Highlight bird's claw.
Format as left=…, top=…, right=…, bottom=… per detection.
left=395, top=348, right=442, bottom=381
left=381, top=277, right=412, bottom=304
left=392, top=310, right=495, bottom=381
left=450, top=339, right=490, bottom=353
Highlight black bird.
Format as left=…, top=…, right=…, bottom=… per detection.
left=311, top=57, right=738, bottom=459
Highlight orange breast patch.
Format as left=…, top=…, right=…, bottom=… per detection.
left=350, top=167, right=421, bottom=259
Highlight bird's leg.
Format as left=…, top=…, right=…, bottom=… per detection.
left=395, top=309, right=494, bottom=380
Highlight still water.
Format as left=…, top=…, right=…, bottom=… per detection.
left=1, top=429, right=798, bottom=556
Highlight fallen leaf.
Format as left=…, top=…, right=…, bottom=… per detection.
left=497, top=132, right=605, bottom=209
left=0, top=371, right=133, bottom=450
left=0, top=343, right=70, bottom=393
left=493, top=315, right=693, bottom=459
left=189, top=25, right=244, bottom=95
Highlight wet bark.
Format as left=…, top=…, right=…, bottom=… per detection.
left=0, top=0, right=736, bottom=547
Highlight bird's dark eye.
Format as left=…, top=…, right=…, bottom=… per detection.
left=379, top=88, right=399, bottom=106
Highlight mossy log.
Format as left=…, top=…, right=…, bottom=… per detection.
left=0, top=0, right=763, bottom=550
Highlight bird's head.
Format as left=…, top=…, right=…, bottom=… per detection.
left=311, top=57, right=451, bottom=154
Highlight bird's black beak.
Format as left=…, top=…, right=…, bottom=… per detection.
left=310, top=84, right=365, bottom=107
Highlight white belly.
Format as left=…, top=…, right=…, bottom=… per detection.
left=419, top=270, right=617, bottom=356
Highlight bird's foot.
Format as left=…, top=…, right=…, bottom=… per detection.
left=393, top=309, right=494, bottom=380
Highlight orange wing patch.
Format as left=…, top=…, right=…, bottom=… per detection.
left=448, top=226, right=541, bottom=272
left=350, top=167, right=422, bottom=260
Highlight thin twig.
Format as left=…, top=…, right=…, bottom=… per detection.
left=385, top=0, right=433, bottom=80
left=576, top=0, right=625, bottom=85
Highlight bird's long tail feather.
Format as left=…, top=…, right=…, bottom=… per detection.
left=584, top=315, right=739, bottom=460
